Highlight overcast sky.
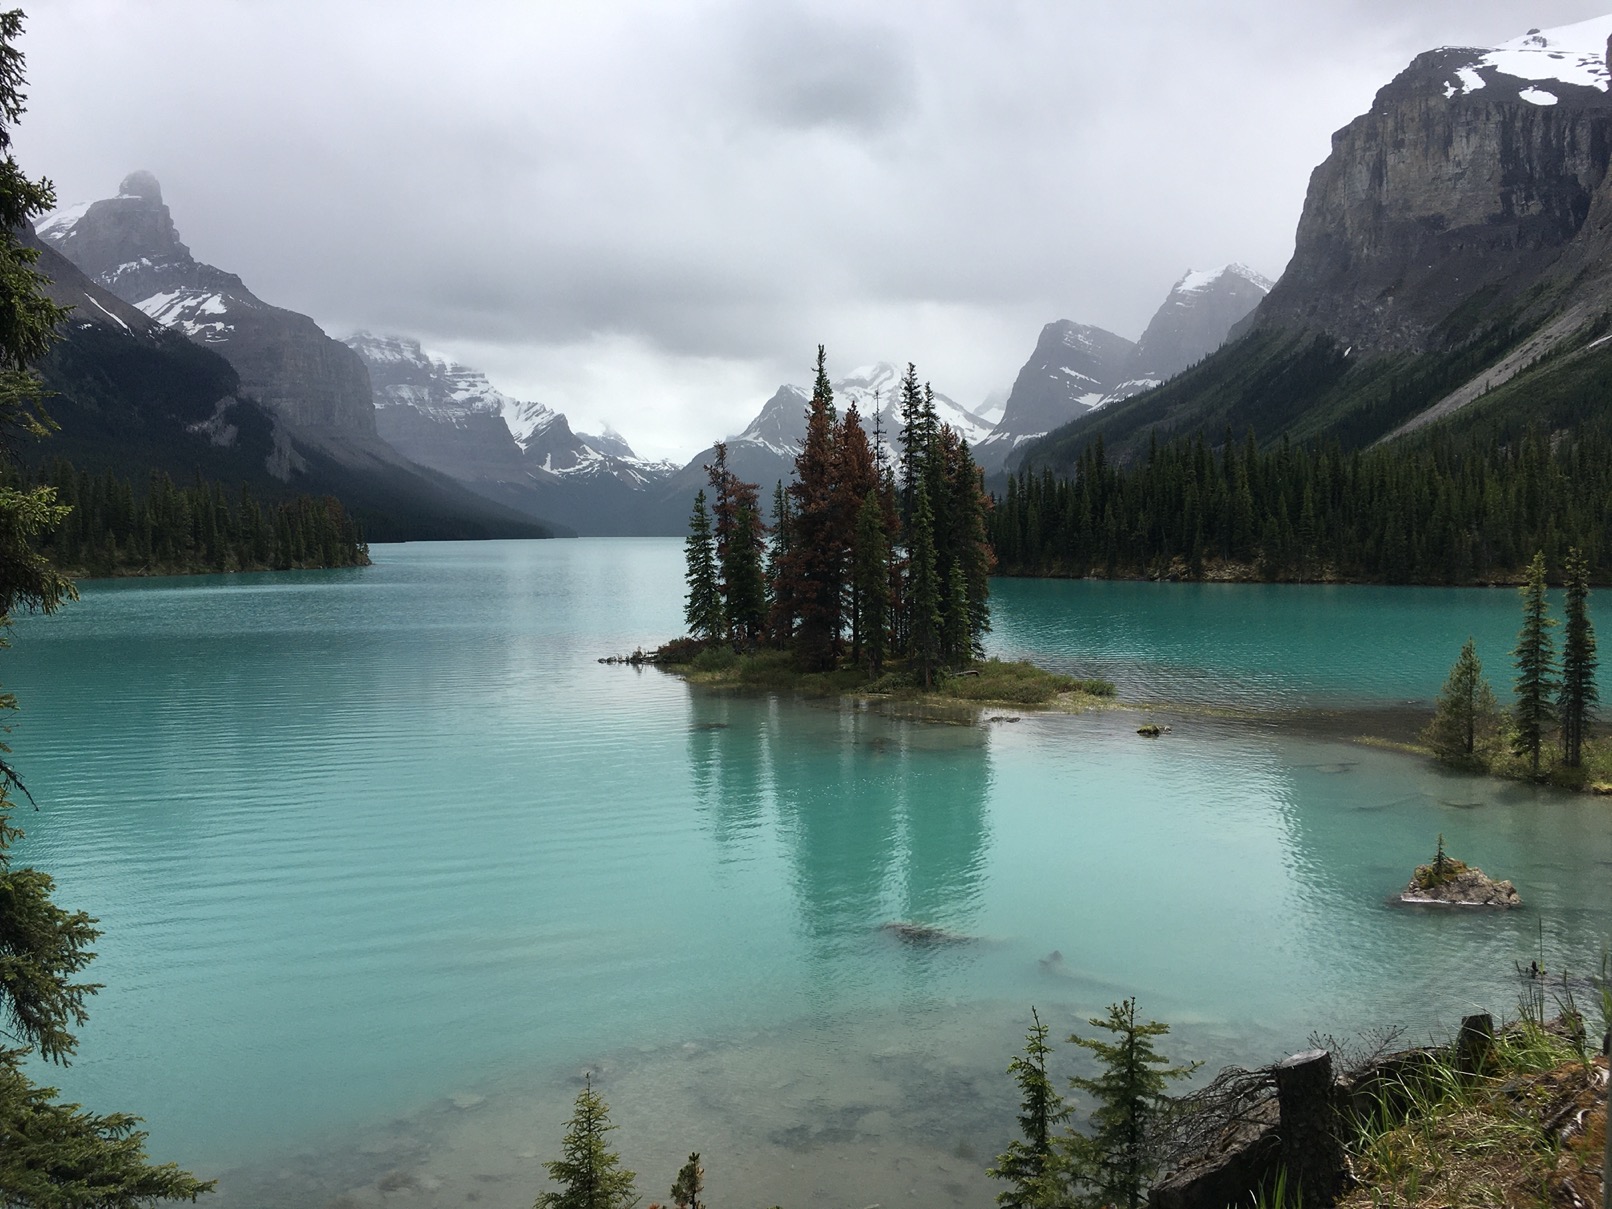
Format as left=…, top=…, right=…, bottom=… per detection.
left=14, top=1, right=1610, bottom=462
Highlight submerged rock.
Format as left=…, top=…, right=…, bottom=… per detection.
left=879, top=921, right=974, bottom=946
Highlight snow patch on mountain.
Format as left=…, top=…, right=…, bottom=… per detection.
left=1443, top=16, right=1612, bottom=99
left=1175, top=264, right=1274, bottom=295
left=722, top=363, right=995, bottom=477
left=35, top=201, right=93, bottom=240
left=135, top=289, right=239, bottom=340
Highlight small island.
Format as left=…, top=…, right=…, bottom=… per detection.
left=641, top=348, right=1117, bottom=714
left=647, top=640, right=1113, bottom=709
left=1397, top=835, right=1520, bottom=908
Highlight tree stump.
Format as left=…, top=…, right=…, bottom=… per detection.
left=1274, top=1048, right=1343, bottom=1207
left=1456, top=1012, right=1494, bottom=1078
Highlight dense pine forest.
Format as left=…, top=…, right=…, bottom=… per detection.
left=20, top=459, right=370, bottom=576
left=990, top=422, right=1612, bottom=584
left=681, top=349, right=994, bottom=685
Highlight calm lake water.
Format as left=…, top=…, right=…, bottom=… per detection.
left=7, top=539, right=1611, bottom=1208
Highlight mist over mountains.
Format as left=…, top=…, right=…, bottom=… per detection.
left=31, top=14, right=1609, bottom=540
left=31, top=171, right=1266, bottom=535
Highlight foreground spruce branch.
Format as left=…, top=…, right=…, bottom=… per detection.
left=0, top=7, right=212, bottom=1203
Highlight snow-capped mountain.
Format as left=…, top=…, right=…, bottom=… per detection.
left=347, top=332, right=674, bottom=491
left=732, top=362, right=993, bottom=457
left=1254, top=14, right=1612, bottom=360
left=36, top=172, right=378, bottom=443
left=1100, top=263, right=1272, bottom=405
left=655, top=362, right=995, bottom=524
left=974, top=322, right=1136, bottom=472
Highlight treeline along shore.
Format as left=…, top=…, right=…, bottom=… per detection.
left=17, top=458, right=370, bottom=577
left=991, top=422, right=1612, bottom=586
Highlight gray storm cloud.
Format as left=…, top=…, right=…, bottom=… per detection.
left=13, top=0, right=1610, bottom=460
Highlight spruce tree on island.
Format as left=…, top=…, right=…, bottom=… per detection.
left=906, top=479, right=943, bottom=688
left=781, top=345, right=848, bottom=669
left=1512, top=550, right=1558, bottom=777
left=1425, top=637, right=1502, bottom=766
left=852, top=487, right=892, bottom=674
left=682, top=490, right=723, bottom=643
left=1557, top=546, right=1598, bottom=769
left=704, top=444, right=767, bottom=645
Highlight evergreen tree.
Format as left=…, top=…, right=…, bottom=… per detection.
left=782, top=345, right=847, bottom=669
left=988, top=1008, right=1070, bottom=1209
left=1424, top=637, right=1502, bottom=765
left=1512, top=550, right=1559, bottom=777
left=896, top=362, right=925, bottom=537
left=1558, top=546, right=1598, bottom=768
left=836, top=403, right=878, bottom=659
left=906, top=479, right=942, bottom=687
left=764, top=481, right=793, bottom=643
left=705, top=444, right=767, bottom=645
left=668, top=1152, right=704, bottom=1209
left=942, top=561, right=971, bottom=669
left=0, top=11, right=213, bottom=1203
left=682, top=490, right=723, bottom=642
left=1062, top=999, right=1197, bottom=1209
left=852, top=487, right=892, bottom=675
left=535, top=1078, right=639, bottom=1209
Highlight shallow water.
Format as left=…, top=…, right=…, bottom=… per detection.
left=7, top=540, right=1609, bottom=1207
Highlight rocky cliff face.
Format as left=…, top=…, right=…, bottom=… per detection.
left=1257, top=16, right=1612, bottom=354
left=1019, top=16, right=1612, bottom=469
left=347, top=332, right=528, bottom=483
left=37, top=172, right=381, bottom=440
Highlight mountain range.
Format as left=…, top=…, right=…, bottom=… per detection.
left=35, top=13, right=1600, bottom=540
left=973, top=264, right=1271, bottom=472
left=1020, top=14, right=1612, bottom=475
left=30, top=173, right=555, bottom=540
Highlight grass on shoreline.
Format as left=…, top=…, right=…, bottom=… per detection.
left=1335, top=1016, right=1607, bottom=1209
left=647, top=640, right=1115, bottom=710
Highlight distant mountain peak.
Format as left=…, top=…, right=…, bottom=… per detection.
left=118, top=169, right=163, bottom=202
left=38, top=173, right=377, bottom=439
left=1173, top=263, right=1274, bottom=295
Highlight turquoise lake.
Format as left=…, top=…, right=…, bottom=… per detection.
left=7, top=538, right=1611, bottom=1208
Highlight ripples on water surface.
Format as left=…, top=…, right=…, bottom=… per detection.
left=8, top=541, right=1610, bottom=1208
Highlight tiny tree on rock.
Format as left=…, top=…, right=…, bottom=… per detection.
left=536, top=1078, right=639, bottom=1209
